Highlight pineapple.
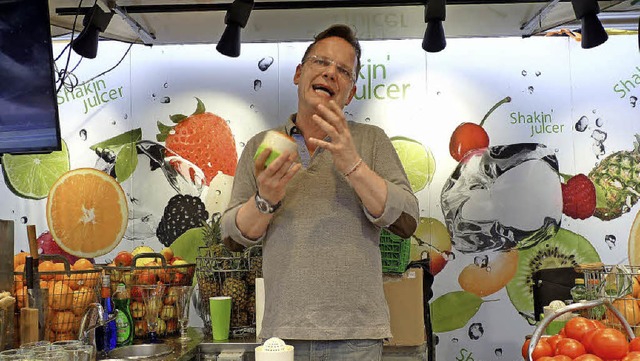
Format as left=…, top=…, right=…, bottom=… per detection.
left=245, top=245, right=263, bottom=286
left=222, top=277, right=248, bottom=310
left=202, top=213, right=233, bottom=269
left=588, top=135, right=640, bottom=220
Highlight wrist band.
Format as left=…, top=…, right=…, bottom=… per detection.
left=344, top=158, right=363, bottom=178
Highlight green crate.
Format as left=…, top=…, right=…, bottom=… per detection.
left=379, top=229, right=411, bottom=273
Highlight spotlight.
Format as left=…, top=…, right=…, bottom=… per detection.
left=422, top=0, right=446, bottom=53
left=216, top=0, right=254, bottom=57
left=571, top=0, right=608, bottom=49
left=71, top=4, right=113, bottom=59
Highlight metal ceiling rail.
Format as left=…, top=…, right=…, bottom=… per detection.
left=56, top=0, right=574, bottom=15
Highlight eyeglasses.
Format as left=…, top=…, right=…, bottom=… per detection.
left=302, top=55, right=356, bottom=83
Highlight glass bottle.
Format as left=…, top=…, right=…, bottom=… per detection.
left=96, top=275, right=117, bottom=355
left=113, top=283, right=134, bottom=347
left=570, top=278, right=587, bottom=303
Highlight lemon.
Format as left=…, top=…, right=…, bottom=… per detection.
left=391, top=136, right=435, bottom=193
left=1, top=140, right=70, bottom=199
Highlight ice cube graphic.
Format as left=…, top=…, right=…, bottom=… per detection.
left=441, top=143, right=562, bottom=253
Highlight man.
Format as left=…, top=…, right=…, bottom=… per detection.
left=221, top=24, right=419, bottom=360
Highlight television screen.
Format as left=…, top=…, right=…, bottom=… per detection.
left=0, top=0, right=61, bottom=154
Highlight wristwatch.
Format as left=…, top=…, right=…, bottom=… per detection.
left=254, top=192, right=282, bottom=214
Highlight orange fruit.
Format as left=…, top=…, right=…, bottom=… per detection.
left=51, top=311, right=74, bottom=333
left=15, top=286, right=27, bottom=308
left=14, top=264, right=25, bottom=290
left=55, top=332, right=75, bottom=341
left=52, top=262, right=66, bottom=281
left=39, top=261, right=56, bottom=280
left=73, top=258, right=94, bottom=271
left=50, top=281, right=73, bottom=310
left=71, top=287, right=95, bottom=316
left=14, top=252, right=28, bottom=267
left=46, top=168, right=128, bottom=258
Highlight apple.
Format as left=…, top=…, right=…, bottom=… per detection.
left=171, top=259, right=189, bottom=274
left=156, top=318, right=167, bottom=335
left=169, top=256, right=184, bottom=265
left=160, top=248, right=174, bottom=264
left=135, top=269, right=157, bottom=285
left=114, top=251, right=133, bottom=267
left=130, top=301, right=145, bottom=318
left=134, top=320, right=148, bottom=337
left=164, top=287, right=178, bottom=305
left=160, top=305, right=176, bottom=320
left=166, top=319, right=177, bottom=334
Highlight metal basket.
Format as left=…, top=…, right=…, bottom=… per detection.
left=101, top=253, right=195, bottom=338
left=195, top=245, right=262, bottom=337
left=13, top=254, right=101, bottom=343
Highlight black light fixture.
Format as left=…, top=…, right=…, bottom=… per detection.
left=71, top=4, right=114, bottom=59
left=216, top=0, right=254, bottom=58
left=571, top=0, right=608, bottom=49
left=422, top=0, right=446, bottom=53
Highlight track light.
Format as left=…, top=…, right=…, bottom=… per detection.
left=422, top=0, right=446, bottom=53
left=71, top=4, right=113, bottom=59
left=571, top=0, right=608, bottom=49
left=216, top=0, right=254, bottom=57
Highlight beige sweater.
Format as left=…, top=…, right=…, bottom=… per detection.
left=221, top=115, right=419, bottom=340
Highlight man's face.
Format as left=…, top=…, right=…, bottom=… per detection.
left=293, top=36, right=357, bottom=111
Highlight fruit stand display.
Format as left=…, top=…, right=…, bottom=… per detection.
left=13, top=254, right=101, bottom=342
left=102, top=253, right=195, bottom=338
left=195, top=245, right=262, bottom=337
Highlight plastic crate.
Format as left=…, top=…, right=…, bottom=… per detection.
left=379, top=229, right=411, bottom=274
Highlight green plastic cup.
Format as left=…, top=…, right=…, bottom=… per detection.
left=209, top=296, right=232, bottom=341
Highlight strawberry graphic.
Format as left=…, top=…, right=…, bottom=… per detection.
left=561, top=174, right=596, bottom=220
left=157, top=98, right=237, bottom=184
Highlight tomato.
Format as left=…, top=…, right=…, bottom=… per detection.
left=630, top=337, right=640, bottom=352
left=546, top=334, right=565, bottom=351
left=555, top=337, right=586, bottom=359
left=565, top=317, right=598, bottom=342
left=623, top=351, right=640, bottom=361
left=522, top=338, right=554, bottom=360
left=537, top=357, right=554, bottom=361
left=591, top=319, right=607, bottom=329
left=583, top=328, right=601, bottom=353
left=559, top=327, right=567, bottom=337
left=590, top=328, right=630, bottom=360
left=551, top=355, right=572, bottom=361
left=573, top=354, right=604, bottom=361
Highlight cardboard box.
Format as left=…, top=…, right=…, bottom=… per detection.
left=383, top=268, right=425, bottom=346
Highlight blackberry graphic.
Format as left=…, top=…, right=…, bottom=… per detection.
left=156, top=194, right=209, bottom=247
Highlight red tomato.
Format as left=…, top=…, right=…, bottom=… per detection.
left=573, top=354, right=604, bottom=361
left=565, top=317, right=598, bottom=342
left=591, top=320, right=606, bottom=329
left=522, top=339, right=554, bottom=361
left=630, top=337, right=640, bottom=352
left=559, top=327, right=567, bottom=337
left=537, top=357, right=554, bottom=361
left=551, top=355, right=573, bottom=361
left=555, top=337, right=586, bottom=359
left=582, top=328, right=601, bottom=353
left=623, top=351, right=640, bottom=361
left=590, top=328, right=630, bottom=360
left=546, top=334, right=565, bottom=351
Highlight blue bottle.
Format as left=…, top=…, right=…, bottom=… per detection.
left=96, top=275, right=117, bottom=355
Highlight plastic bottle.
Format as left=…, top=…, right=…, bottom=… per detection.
left=113, top=283, right=134, bottom=346
left=96, top=275, right=117, bottom=355
left=570, top=278, right=587, bottom=303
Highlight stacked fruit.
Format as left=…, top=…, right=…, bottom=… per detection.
left=522, top=316, right=640, bottom=361
left=103, top=246, right=194, bottom=337
left=13, top=251, right=100, bottom=342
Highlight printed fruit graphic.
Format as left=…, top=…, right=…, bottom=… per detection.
left=254, top=130, right=298, bottom=168
left=628, top=210, right=640, bottom=266
left=1, top=140, right=70, bottom=199
left=449, top=96, right=511, bottom=161
left=157, top=97, right=237, bottom=184
left=156, top=194, right=209, bottom=247
left=562, top=174, right=596, bottom=220
left=37, top=231, right=88, bottom=265
left=46, top=168, right=128, bottom=258
left=506, top=228, right=600, bottom=317
left=410, top=217, right=451, bottom=275
left=458, top=249, right=518, bottom=297
left=588, top=134, right=640, bottom=220
left=391, top=136, right=435, bottom=193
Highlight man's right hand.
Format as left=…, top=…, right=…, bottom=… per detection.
left=254, top=148, right=301, bottom=205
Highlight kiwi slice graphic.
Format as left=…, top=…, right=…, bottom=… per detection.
left=506, top=228, right=601, bottom=316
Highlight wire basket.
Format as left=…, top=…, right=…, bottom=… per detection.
left=13, top=254, right=101, bottom=343
left=101, top=253, right=195, bottom=338
left=580, top=264, right=640, bottom=335
left=195, top=245, right=262, bottom=337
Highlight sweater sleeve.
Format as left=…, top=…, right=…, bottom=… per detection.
left=360, top=125, right=420, bottom=239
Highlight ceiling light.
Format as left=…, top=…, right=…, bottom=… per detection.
left=216, top=0, right=254, bottom=58
left=71, top=4, right=114, bottom=59
left=422, top=0, right=446, bottom=53
left=571, top=0, right=608, bottom=49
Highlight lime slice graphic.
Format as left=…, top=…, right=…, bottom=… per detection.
left=2, top=140, right=70, bottom=199
left=391, top=136, right=435, bottom=193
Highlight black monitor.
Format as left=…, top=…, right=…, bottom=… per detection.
left=0, top=0, right=62, bottom=155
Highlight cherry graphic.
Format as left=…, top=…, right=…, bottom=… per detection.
left=449, top=96, right=511, bottom=161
